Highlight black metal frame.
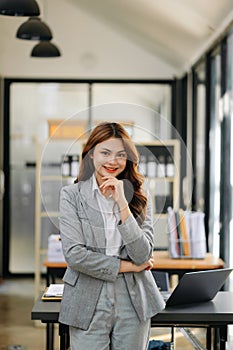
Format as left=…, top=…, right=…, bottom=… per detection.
left=191, top=61, right=210, bottom=249
left=2, top=77, right=175, bottom=277
left=191, top=28, right=233, bottom=263
left=219, top=37, right=231, bottom=267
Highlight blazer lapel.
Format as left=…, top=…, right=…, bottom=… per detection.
left=78, top=178, right=106, bottom=250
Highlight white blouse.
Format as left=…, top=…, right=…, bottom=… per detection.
left=92, top=175, right=122, bottom=257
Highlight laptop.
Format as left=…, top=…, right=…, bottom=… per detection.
left=153, top=268, right=233, bottom=308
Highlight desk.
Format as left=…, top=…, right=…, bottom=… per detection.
left=32, top=291, right=233, bottom=350
left=153, top=251, right=225, bottom=279
left=44, top=252, right=225, bottom=285
left=44, top=262, right=67, bottom=286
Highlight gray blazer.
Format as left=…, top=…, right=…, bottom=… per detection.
left=58, top=177, right=165, bottom=330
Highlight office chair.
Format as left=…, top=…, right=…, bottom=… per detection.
left=151, top=270, right=170, bottom=293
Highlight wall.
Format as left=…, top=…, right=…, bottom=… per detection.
left=0, top=0, right=176, bottom=79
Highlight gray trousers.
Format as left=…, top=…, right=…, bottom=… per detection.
left=70, top=274, right=150, bottom=350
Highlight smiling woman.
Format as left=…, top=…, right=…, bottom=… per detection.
left=89, top=138, right=127, bottom=182
left=58, top=121, right=165, bottom=350
left=75, top=121, right=147, bottom=223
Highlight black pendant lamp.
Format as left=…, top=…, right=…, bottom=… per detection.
left=0, top=0, right=40, bottom=16
left=16, top=17, right=52, bottom=40
left=31, top=41, right=61, bottom=57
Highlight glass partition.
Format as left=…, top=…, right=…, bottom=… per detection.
left=192, top=62, right=206, bottom=212
left=208, top=52, right=222, bottom=256
left=9, top=82, right=89, bottom=273
left=7, top=80, right=173, bottom=274
left=92, top=83, right=172, bottom=141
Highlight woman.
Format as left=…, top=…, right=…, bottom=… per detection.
left=59, top=122, right=165, bottom=349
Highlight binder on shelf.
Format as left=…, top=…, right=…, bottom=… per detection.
left=167, top=207, right=179, bottom=257
left=188, top=211, right=206, bottom=258
left=175, top=211, right=183, bottom=256
left=167, top=207, right=206, bottom=259
left=179, top=209, right=191, bottom=256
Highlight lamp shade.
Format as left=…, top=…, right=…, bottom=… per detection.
left=16, top=17, right=52, bottom=40
left=31, top=41, right=61, bottom=57
left=0, top=0, right=40, bottom=16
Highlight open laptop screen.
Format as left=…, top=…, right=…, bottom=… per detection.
left=153, top=268, right=233, bottom=307
left=163, top=268, right=232, bottom=307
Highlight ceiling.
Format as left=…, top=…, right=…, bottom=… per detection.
left=72, top=0, right=233, bottom=72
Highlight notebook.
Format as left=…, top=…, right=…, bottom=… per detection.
left=155, top=268, right=232, bottom=308
left=41, top=284, right=64, bottom=301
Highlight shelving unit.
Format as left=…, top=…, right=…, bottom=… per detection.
left=136, top=139, right=181, bottom=249
left=34, top=139, right=81, bottom=298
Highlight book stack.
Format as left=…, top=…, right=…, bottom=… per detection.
left=47, top=234, right=66, bottom=262
left=167, top=207, right=206, bottom=258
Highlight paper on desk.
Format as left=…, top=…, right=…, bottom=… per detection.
left=44, top=284, right=64, bottom=297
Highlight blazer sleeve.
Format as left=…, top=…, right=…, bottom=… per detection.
left=59, top=185, right=120, bottom=282
left=117, top=194, right=154, bottom=265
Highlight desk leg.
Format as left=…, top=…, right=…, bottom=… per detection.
left=46, top=268, right=56, bottom=286
left=46, top=268, right=50, bottom=286
left=46, top=323, right=54, bottom=350
left=59, top=323, right=70, bottom=350
left=206, top=327, right=212, bottom=350
left=219, top=326, right=227, bottom=350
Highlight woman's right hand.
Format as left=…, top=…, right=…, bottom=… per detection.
left=119, top=256, right=154, bottom=273
left=134, top=256, right=154, bottom=272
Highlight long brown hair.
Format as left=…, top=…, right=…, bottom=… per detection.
left=75, top=122, right=147, bottom=223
